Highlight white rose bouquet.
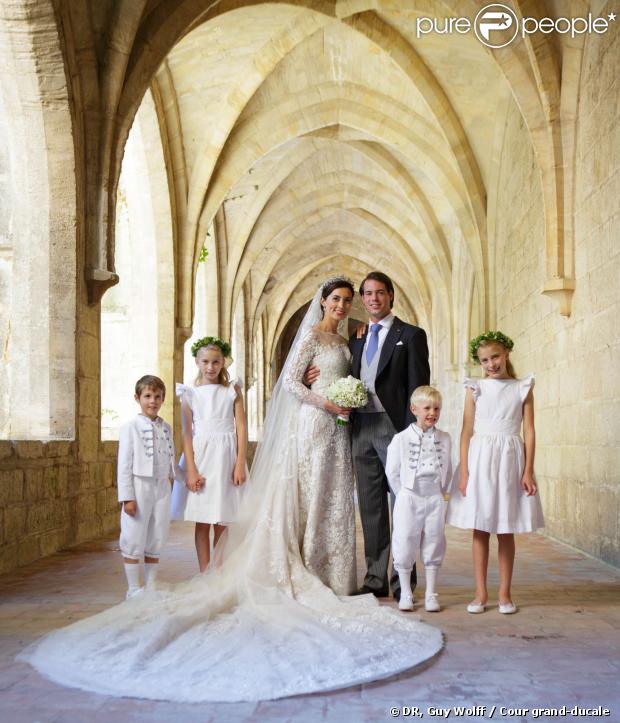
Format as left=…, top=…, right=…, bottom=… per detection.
left=326, top=375, right=368, bottom=426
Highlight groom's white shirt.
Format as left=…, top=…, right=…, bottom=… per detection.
left=361, top=312, right=394, bottom=358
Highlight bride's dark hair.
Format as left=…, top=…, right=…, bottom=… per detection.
left=320, top=277, right=355, bottom=300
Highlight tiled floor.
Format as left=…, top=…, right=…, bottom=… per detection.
left=1, top=521, right=619, bottom=722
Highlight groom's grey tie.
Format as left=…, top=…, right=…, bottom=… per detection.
left=365, top=323, right=382, bottom=364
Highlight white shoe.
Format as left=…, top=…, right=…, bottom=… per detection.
left=498, top=602, right=517, bottom=614
left=398, top=593, right=414, bottom=611
left=425, top=593, right=441, bottom=612
left=467, top=601, right=487, bottom=614
left=126, top=587, right=144, bottom=600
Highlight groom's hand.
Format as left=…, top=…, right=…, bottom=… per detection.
left=303, top=365, right=320, bottom=386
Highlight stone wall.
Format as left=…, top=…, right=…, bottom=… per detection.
left=0, top=440, right=118, bottom=575
left=491, top=22, right=619, bottom=566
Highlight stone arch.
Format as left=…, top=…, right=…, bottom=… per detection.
left=250, top=233, right=425, bottom=334
left=0, top=0, right=76, bottom=439
left=266, top=256, right=417, bottom=373
left=100, top=89, right=176, bottom=438
left=236, top=193, right=436, bottom=329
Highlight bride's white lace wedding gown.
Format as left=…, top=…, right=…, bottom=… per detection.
left=283, top=328, right=356, bottom=595
left=21, top=291, right=443, bottom=703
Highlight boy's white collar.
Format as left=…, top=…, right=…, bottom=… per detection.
left=411, top=422, right=435, bottom=435
left=138, top=413, right=161, bottom=424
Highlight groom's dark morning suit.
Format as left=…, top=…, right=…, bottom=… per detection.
left=349, top=316, right=430, bottom=595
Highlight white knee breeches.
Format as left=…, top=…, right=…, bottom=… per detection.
left=120, top=477, right=171, bottom=560
left=392, top=489, right=446, bottom=571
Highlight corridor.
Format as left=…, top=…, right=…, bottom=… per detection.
left=1, top=520, right=619, bottom=722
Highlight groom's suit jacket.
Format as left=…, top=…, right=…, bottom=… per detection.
left=349, top=317, right=430, bottom=433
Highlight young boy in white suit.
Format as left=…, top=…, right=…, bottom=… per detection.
left=117, top=375, right=177, bottom=598
left=386, top=386, right=452, bottom=612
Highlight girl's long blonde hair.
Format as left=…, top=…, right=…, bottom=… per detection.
left=194, top=344, right=231, bottom=387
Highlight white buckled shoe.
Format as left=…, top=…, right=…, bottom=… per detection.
left=398, top=593, right=414, bottom=611
left=425, top=593, right=440, bottom=612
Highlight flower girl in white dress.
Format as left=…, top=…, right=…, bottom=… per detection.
left=447, top=331, right=544, bottom=615
left=177, top=337, right=248, bottom=571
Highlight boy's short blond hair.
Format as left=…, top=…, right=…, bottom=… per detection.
left=135, top=375, right=166, bottom=398
left=410, top=385, right=442, bottom=407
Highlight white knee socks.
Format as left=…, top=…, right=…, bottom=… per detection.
left=398, top=569, right=413, bottom=600
left=124, top=563, right=142, bottom=596
left=144, top=562, right=158, bottom=587
left=425, top=567, right=438, bottom=597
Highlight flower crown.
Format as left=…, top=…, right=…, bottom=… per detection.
left=320, top=276, right=354, bottom=292
left=469, top=331, right=514, bottom=363
left=191, top=336, right=232, bottom=358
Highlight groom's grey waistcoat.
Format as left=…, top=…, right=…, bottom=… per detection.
left=349, top=317, right=430, bottom=432
left=359, top=339, right=385, bottom=412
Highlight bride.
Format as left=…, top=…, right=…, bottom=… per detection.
left=21, top=276, right=442, bottom=703
left=283, top=276, right=357, bottom=595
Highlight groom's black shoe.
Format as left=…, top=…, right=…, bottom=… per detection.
left=351, top=585, right=389, bottom=598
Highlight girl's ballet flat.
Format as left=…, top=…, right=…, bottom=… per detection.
left=498, top=602, right=517, bottom=614
left=466, top=601, right=486, bottom=614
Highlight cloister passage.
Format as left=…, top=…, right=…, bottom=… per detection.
left=0, top=2, right=618, bottom=718
left=0, top=1, right=618, bottom=584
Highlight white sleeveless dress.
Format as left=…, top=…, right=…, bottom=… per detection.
left=178, top=383, right=245, bottom=524
left=447, top=375, right=544, bottom=534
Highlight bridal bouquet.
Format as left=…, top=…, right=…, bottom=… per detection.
left=326, top=375, right=368, bottom=426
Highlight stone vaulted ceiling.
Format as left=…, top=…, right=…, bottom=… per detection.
left=154, top=2, right=509, bottom=359
left=51, top=0, right=580, bottom=364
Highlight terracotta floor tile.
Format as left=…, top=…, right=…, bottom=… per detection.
left=1, top=522, right=619, bottom=722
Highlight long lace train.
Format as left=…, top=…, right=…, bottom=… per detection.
left=22, top=468, right=442, bottom=702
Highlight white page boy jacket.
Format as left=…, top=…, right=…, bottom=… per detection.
left=386, top=424, right=452, bottom=496
left=117, top=415, right=177, bottom=502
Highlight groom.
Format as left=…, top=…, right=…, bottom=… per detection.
left=349, top=272, right=430, bottom=599
left=306, top=271, right=430, bottom=599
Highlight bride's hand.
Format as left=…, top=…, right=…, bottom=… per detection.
left=355, top=323, right=367, bottom=339
left=324, top=401, right=352, bottom=417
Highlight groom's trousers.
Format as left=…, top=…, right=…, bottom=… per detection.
left=352, top=411, right=417, bottom=595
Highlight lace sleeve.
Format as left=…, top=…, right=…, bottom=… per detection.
left=282, top=330, right=327, bottom=409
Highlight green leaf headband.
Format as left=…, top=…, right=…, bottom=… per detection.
left=191, top=336, right=232, bottom=358
left=469, top=331, right=514, bottom=363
